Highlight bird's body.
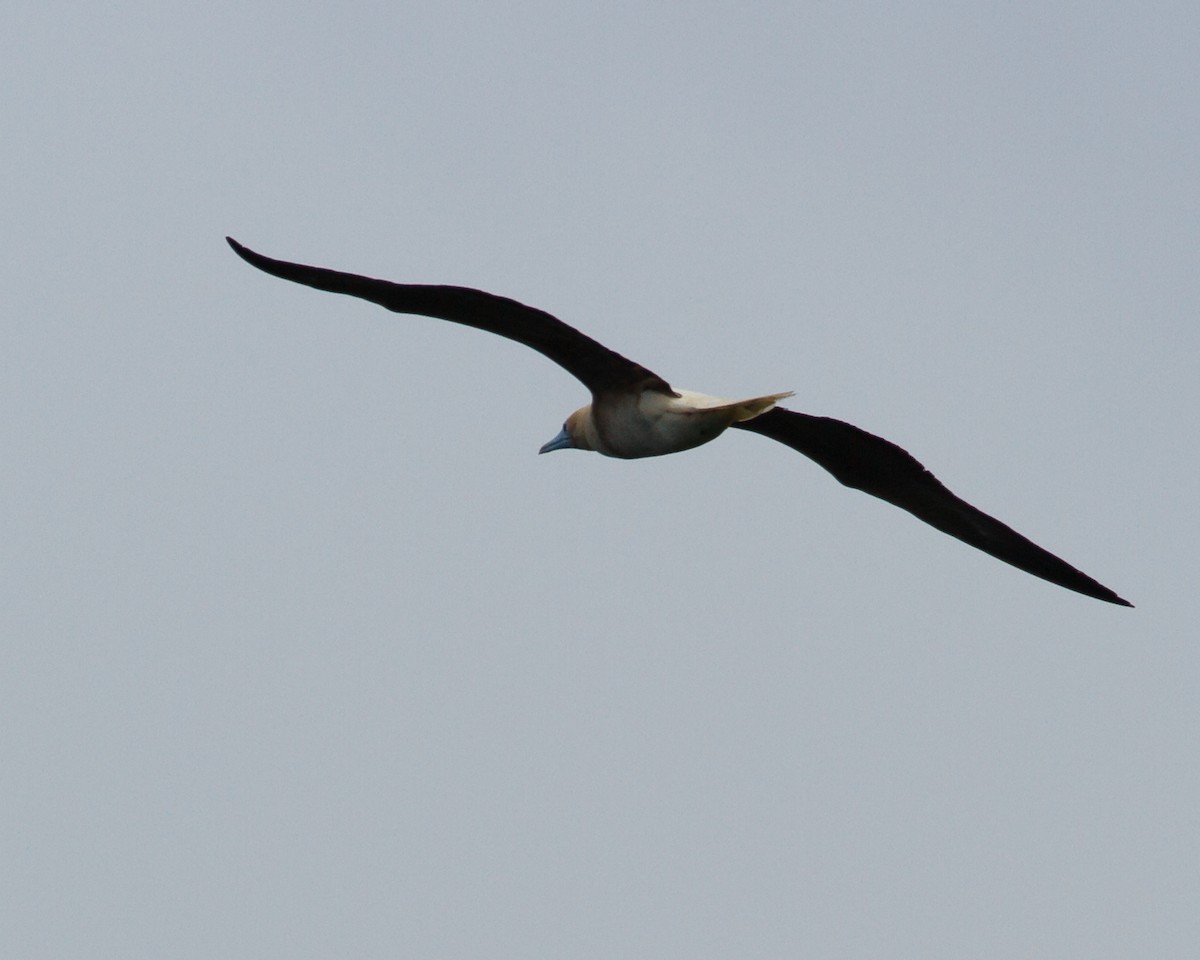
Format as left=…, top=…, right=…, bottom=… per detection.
left=226, top=237, right=1131, bottom=607
left=555, top=388, right=795, bottom=458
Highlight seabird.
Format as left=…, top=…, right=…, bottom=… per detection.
left=227, top=237, right=1131, bottom=607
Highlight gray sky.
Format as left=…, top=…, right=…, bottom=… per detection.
left=3, top=1, right=1197, bottom=957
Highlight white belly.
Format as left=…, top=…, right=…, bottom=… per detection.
left=591, top=389, right=783, bottom=459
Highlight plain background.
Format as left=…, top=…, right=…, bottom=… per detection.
left=3, top=1, right=1196, bottom=957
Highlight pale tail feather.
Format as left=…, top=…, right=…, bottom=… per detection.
left=723, top=391, right=794, bottom=422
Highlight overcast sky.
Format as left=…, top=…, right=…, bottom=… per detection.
left=3, top=1, right=1197, bottom=957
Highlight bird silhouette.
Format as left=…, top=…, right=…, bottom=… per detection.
left=227, top=237, right=1131, bottom=607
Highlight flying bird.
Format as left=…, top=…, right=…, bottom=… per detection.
left=227, top=237, right=1131, bottom=607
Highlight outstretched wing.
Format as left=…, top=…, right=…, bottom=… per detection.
left=227, top=238, right=671, bottom=396
left=733, top=408, right=1131, bottom=606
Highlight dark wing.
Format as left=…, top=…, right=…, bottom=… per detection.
left=226, top=238, right=671, bottom=396
left=732, top=408, right=1131, bottom=606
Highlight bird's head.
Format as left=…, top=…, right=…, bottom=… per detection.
left=539, top=406, right=595, bottom=454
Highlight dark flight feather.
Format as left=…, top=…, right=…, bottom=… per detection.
left=732, top=409, right=1131, bottom=606
left=227, top=238, right=669, bottom=396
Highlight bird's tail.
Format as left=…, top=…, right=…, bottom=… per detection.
left=723, top=391, right=794, bottom=422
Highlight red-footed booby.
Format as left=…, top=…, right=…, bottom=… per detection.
left=226, top=237, right=1132, bottom=607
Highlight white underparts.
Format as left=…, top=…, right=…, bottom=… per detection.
left=570, top=388, right=792, bottom=459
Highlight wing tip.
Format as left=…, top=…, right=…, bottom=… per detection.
left=226, top=237, right=281, bottom=277
left=1081, top=581, right=1133, bottom=607
left=226, top=236, right=254, bottom=261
